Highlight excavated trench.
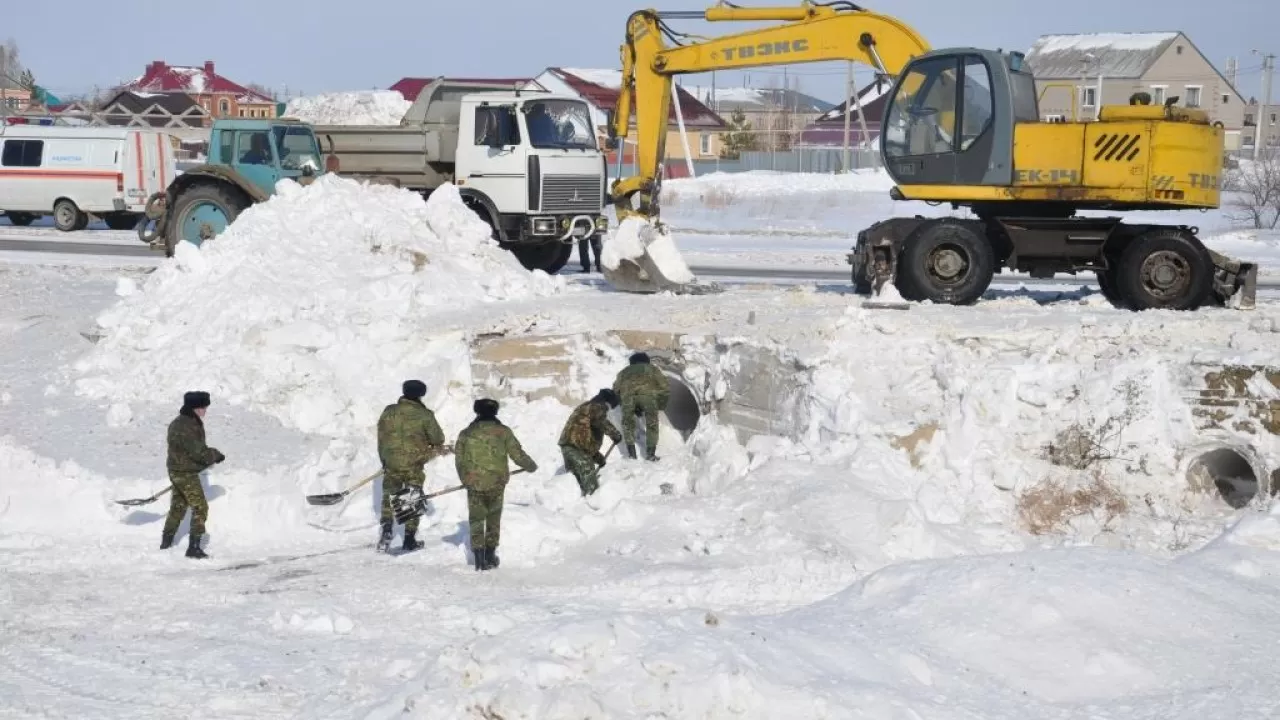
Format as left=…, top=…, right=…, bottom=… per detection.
left=469, top=335, right=1279, bottom=510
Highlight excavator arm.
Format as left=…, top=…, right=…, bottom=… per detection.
left=608, top=2, right=930, bottom=223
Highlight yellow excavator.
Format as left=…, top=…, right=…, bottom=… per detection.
left=602, top=1, right=1258, bottom=310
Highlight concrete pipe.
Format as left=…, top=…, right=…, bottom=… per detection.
left=1185, top=445, right=1265, bottom=509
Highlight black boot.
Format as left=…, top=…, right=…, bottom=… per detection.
left=625, top=443, right=637, bottom=459
left=402, top=528, right=422, bottom=553
left=160, top=532, right=175, bottom=550
left=488, top=545, right=499, bottom=568
left=473, top=547, right=487, bottom=571
left=185, top=533, right=208, bottom=559
left=376, top=520, right=393, bottom=553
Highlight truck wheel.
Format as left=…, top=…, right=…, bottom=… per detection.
left=4, top=212, right=36, bottom=226
left=896, top=219, right=995, bottom=305
left=1114, top=229, right=1213, bottom=311
left=543, top=243, right=574, bottom=274
left=167, top=183, right=249, bottom=254
left=104, top=213, right=140, bottom=231
left=1095, top=264, right=1129, bottom=309
left=53, top=199, right=87, bottom=232
left=510, top=243, right=568, bottom=274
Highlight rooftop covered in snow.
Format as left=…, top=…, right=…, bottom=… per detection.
left=1025, top=32, right=1183, bottom=79
left=122, top=60, right=274, bottom=103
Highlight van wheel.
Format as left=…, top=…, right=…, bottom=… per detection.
left=53, top=200, right=87, bottom=232
left=104, top=213, right=140, bottom=231
left=4, top=212, right=36, bottom=226
left=166, top=183, right=249, bottom=255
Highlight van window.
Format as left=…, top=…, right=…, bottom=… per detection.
left=2, top=140, right=44, bottom=167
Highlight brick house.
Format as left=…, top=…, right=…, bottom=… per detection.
left=1026, top=32, right=1247, bottom=150
left=121, top=61, right=276, bottom=124
left=525, top=68, right=727, bottom=166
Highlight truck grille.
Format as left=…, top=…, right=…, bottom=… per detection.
left=540, top=174, right=601, bottom=213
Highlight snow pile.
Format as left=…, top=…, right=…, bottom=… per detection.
left=73, top=174, right=564, bottom=437
left=404, top=545, right=1280, bottom=718
left=282, top=90, right=410, bottom=125
left=0, top=437, right=123, bottom=547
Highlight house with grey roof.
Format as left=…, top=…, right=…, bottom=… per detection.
left=1026, top=31, right=1247, bottom=150
left=681, top=84, right=835, bottom=151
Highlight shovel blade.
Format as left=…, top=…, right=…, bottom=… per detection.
left=115, top=497, right=157, bottom=507
left=305, top=492, right=349, bottom=506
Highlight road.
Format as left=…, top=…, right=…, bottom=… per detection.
left=3, top=234, right=1277, bottom=296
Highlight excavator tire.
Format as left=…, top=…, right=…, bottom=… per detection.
left=1113, top=228, right=1213, bottom=311
left=895, top=219, right=995, bottom=305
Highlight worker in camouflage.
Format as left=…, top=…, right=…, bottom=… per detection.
left=612, top=352, right=670, bottom=461
left=454, top=398, right=537, bottom=571
left=376, top=379, right=447, bottom=553
left=162, top=391, right=225, bottom=559
left=558, top=388, right=621, bottom=496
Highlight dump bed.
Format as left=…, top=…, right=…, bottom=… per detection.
left=313, top=78, right=531, bottom=191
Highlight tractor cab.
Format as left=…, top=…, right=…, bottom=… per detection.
left=207, top=118, right=324, bottom=196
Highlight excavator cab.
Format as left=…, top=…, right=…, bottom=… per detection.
left=880, top=49, right=1034, bottom=191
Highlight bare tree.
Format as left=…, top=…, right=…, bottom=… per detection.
left=1227, top=150, right=1280, bottom=230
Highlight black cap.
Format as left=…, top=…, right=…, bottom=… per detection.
left=183, top=391, right=211, bottom=409
left=474, top=398, right=499, bottom=418
left=594, top=388, right=620, bottom=408
left=629, top=352, right=650, bottom=365
left=402, top=379, right=427, bottom=399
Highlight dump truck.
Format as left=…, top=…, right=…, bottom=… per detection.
left=311, top=78, right=609, bottom=273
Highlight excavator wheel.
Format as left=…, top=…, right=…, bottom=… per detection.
left=1113, top=229, right=1214, bottom=311
left=895, top=219, right=995, bottom=305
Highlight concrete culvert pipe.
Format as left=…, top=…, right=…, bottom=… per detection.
left=661, top=372, right=702, bottom=440
left=1186, top=447, right=1261, bottom=509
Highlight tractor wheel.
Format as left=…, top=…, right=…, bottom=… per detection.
left=4, top=212, right=36, bottom=226
left=166, top=183, right=249, bottom=256
left=1114, top=229, right=1213, bottom=311
left=53, top=199, right=87, bottom=233
left=896, top=219, right=995, bottom=305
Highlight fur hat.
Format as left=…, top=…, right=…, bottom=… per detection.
left=183, top=391, right=211, bottom=409
left=593, top=388, right=620, bottom=408
left=473, top=398, right=500, bottom=419
left=402, top=379, right=427, bottom=399
left=629, top=352, right=650, bottom=365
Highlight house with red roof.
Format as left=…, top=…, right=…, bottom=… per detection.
left=120, top=61, right=276, bottom=125
left=524, top=68, right=727, bottom=166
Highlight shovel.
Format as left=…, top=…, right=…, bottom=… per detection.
left=305, top=470, right=383, bottom=506
left=114, top=485, right=172, bottom=507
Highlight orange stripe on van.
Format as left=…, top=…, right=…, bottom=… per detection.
left=134, top=132, right=144, bottom=192
left=156, top=134, right=166, bottom=188
left=0, top=169, right=120, bottom=179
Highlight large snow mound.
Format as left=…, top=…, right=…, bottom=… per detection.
left=73, top=174, right=564, bottom=436
left=282, top=90, right=410, bottom=125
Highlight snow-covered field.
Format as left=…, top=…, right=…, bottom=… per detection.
left=2, top=172, right=1280, bottom=718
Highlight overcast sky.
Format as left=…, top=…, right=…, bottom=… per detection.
left=13, top=0, right=1277, bottom=104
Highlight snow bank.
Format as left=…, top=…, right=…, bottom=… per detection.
left=73, top=174, right=564, bottom=437
left=402, top=545, right=1280, bottom=718
left=282, top=90, right=410, bottom=125
left=0, top=437, right=122, bottom=547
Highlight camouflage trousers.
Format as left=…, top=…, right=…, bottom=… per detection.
left=466, top=487, right=505, bottom=551
left=163, top=473, right=207, bottom=538
left=561, top=445, right=600, bottom=496
left=621, top=394, right=666, bottom=457
left=381, top=467, right=425, bottom=532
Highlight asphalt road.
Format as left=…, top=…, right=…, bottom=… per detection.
left=0, top=238, right=156, bottom=258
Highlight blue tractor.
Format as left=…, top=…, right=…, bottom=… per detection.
left=139, top=118, right=326, bottom=256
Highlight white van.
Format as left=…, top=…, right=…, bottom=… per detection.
left=0, top=124, right=178, bottom=232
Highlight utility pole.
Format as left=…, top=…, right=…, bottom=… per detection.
left=842, top=61, right=853, bottom=172
left=1256, top=51, right=1275, bottom=158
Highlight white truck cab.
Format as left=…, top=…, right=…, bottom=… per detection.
left=313, top=80, right=608, bottom=273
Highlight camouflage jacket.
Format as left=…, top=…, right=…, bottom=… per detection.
left=454, top=419, right=537, bottom=492
left=167, top=412, right=222, bottom=475
left=612, top=363, right=670, bottom=404
left=377, top=398, right=446, bottom=471
left=558, top=400, right=621, bottom=454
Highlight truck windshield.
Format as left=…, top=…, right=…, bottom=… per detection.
left=272, top=125, right=322, bottom=172
left=523, top=100, right=597, bottom=150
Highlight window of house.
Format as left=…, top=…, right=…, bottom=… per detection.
left=1223, top=94, right=1230, bottom=104
left=219, top=98, right=230, bottom=115
left=1271, top=113, right=1277, bottom=125
left=1043, top=114, right=1066, bottom=122
left=1081, top=86, right=1097, bottom=107
left=1150, top=86, right=1167, bottom=105
left=239, top=109, right=246, bottom=117
left=1184, top=86, right=1202, bottom=108
left=1246, top=113, right=1255, bottom=125
left=1, top=139, right=43, bottom=167
left=1243, top=134, right=1255, bottom=145
left=699, top=132, right=711, bottom=155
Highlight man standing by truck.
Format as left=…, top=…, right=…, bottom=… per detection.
left=162, top=391, right=224, bottom=559
left=376, top=380, right=447, bottom=554
left=612, top=353, right=670, bottom=461
left=454, top=398, right=538, bottom=571
left=558, top=389, right=621, bottom=496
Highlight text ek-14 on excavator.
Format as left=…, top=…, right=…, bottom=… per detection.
left=601, top=1, right=1258, bottom=311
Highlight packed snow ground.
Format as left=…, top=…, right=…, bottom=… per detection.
left=2, top=174, right=1280, bottom=718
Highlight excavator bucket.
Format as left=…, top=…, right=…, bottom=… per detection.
left=601, top=217, right=721, bottom=295
left=1208, top=249, right=1258, bottom=310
